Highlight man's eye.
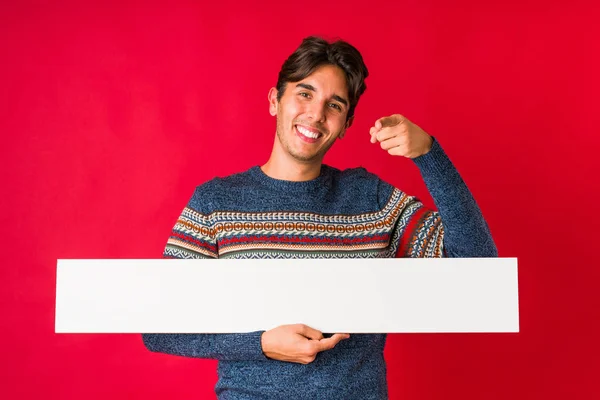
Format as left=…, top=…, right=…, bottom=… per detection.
left=299, top=92, right=310, bottom=98
left=329, top=103, right=342, bottom=111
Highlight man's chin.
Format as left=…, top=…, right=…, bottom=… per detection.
left=290, top=151, right=323, bottom=164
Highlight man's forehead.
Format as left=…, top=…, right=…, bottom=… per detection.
left=297, top=66, right=346, bottom=85
left=294, top=71, right=349, bottom=103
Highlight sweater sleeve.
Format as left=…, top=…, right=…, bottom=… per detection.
left=410, top=137, right=498, bottom=257
left=141, top=187, right=269, bottom=361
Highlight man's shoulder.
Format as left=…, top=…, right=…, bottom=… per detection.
left=195, top=167, right=256, bottom=191
left=187, top=167, right=257, bottom=212
left=327, top=165, right=381, bottom=185
left=325, top=165, right=389, bottom=206
left=326, top=165, right=396, bottom=209
left=335, top=165, right=376, bottom=177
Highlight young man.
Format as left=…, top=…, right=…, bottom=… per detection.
left=143, top=36, right=497, bottom=399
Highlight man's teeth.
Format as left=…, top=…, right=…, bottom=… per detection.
left=297, top=126, right=319, bottom=139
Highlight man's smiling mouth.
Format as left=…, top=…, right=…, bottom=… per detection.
left=295, top=124, right=322, bottom=140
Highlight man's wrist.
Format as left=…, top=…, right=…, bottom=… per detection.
left=411, top=134, right=434, bottom=159
left=260, top=331, right=270, bottom=358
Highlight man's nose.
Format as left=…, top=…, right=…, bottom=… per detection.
left=307, top=102, right=326, bottom=123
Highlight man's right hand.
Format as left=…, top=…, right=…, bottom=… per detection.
left=260, top=324, right=350, bottom=364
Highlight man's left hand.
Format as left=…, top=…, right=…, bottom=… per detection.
left=369, top=114, right=433, bottom=159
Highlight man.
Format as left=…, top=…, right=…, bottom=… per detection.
left=142, top=36, right=497, bottom=399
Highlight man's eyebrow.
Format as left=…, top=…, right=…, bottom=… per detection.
left=295, top=83, right=349, bottom=107
left=331, top=94, right=348, bottom=107
left=296, top=83, right=316, bottom=92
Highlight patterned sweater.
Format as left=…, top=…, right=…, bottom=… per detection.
left=142, top=138, right=497, bottom=399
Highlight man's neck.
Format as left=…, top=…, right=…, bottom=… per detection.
left=261, top=154, right=323, bottom=182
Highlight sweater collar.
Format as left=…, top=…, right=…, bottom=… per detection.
left=248, top=164, right=334, bottom=193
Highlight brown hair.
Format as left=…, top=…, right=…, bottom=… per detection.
left=276, top=36, right=369, bottom=120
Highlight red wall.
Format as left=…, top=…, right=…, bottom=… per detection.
left=2, top=1, right=599, bottom=398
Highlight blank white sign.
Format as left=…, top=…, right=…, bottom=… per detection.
left=55, top=258, right=519, bottom=333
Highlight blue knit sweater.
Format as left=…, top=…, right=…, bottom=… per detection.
left=142, top=138, right=497, bottom=399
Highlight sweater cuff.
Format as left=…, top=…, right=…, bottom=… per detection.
left=411, top=136, right=451, bottom=177
left=228, top=330, right=269, bottom=361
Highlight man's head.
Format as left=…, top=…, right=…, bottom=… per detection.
left=276, top=36, right=369, bottom=122
left=268, top=36, right=369, bottom=164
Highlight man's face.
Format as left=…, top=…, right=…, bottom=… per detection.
left=268, top=64, right=353, bottom=164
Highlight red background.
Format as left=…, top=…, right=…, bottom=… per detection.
left=2, top=1, right=600, bottom=398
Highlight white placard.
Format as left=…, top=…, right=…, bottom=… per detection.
left=55, top=258, right=519, bottom=333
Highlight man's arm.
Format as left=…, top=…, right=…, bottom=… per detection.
left=142, top=190, right=348, bottom=363
left=142, top=331, right=268, bottom=361
left=141, top=192, right=268, bottom=362
left=370, top=114, right=497, bottom=258
left=412, top=138, right=497, bottom=257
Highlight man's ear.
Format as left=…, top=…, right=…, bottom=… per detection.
left=339, top=116, right=354, bottom=139
left=268, top=87, right=278, bottom=116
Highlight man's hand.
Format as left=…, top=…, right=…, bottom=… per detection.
left=369, top=114, right=433, bottom=159
left=261, top=324, right=350, bottom=364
